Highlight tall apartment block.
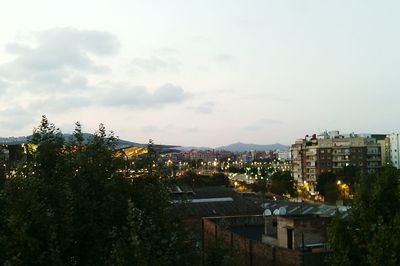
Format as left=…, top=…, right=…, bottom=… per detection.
left=291, top=131, right=385, bottom=193
left=291, top=134, right=318, bottom=193
left=389, top=134, right=400, bottom=169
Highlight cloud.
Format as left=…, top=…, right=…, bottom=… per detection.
left=0, top=107, right=36, bottom=131
left=245, top=119, right=283, bottom=131
left=0, top=79, right=10, bottom=92
left=188, top=101, right=214, bottom=114
left=102, top=83, right=189, bottom=108
left=214, top=53, right=234, bottom=63
left=140, top=125, right=161, bottom=133
left=0, top=28, right=120, bottom=92
left=29, top=95, right=92, bottom=113
left=184, top=127, right=200, bottom=133
left=155, top=47, right=177, bottom=55
left=130, top=56, right=180, bottom=73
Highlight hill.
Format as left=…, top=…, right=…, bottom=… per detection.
left=216, top=142, right=289, bottom=152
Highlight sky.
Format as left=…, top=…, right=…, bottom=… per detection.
left=0, top=0, right=399, bottom=147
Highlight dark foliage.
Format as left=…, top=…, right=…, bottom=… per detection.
left=180, top=170, right=230, bottom=187
left=316, top=172, right=339, bottom=204
left=328, top=166, right=400, bottom=266
left=0, top=116, right=195, bottom=265
left=269, top=171, right=296, bottom=197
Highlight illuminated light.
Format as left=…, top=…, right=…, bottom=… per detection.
left=337, top=180, right=341, bottom=185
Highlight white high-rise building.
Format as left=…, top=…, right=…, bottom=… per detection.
left=389, top=134, right=400, bottom=169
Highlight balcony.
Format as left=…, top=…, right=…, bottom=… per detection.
left=367, top=157, right=381, bottom=161
left=332, top=157, right=350, bottom=162
left=332, top=150, right=350, bottom=155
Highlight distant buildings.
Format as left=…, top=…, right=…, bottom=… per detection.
left=291, top=131, right=387, bottom=193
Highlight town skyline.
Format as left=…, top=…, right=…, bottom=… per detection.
left=1, top=1, right=399, bottom=147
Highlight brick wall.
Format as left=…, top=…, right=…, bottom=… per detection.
left=202, top=216, right=329, bottom=266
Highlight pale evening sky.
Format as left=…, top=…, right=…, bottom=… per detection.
left=0, top=0, right=399, bottom=147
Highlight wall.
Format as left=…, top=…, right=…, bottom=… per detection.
left=202, top=216, right=330, bottom=266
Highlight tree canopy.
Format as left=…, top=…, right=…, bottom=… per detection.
left=269, top=170, right=296, bottom=197
left=328, top=166, right=400, bottom=266
left=0, top=116, right=195, bottom=265
left=316, top=172, right=339, bottom=204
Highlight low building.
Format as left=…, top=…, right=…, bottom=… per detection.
left=202, top=200, right=346, bottom=265
left=263, top=215, right=331, bottom=251
left=202, top=214, right=331, bottom=266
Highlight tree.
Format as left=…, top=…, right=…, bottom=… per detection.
left=328, top=166, right=400, bottom=266
left=335, top=165, right=360, bottom=194
left=0, top=116, right=195, bottom=265
left=250, top=178, right=268, bottom=196
left=179, top=171, right=229, bottom=187
left=269, top=171, right=295, bottom=197
left=316, top=172, right=339, bottom=204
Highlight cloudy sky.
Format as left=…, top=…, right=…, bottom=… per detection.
left=0, top=0, right=399, bottom=147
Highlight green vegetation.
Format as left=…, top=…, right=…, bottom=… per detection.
left=328, top=166, right=400, bottom=266
left=180, top=170, right=230, bottom=187
left=269, top=170, right=296, bottom=197
left=316, top=166, right=360, bottom=204
left=0, top=116, right=195, bottom=265
left=248, top=170, right=295, bottom=198
left=316, top=172, right=339, bottom=204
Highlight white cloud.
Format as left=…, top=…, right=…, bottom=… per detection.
left=214, top=53, right=234, bottom=63
left=101, top=83, right=189, bottom=108
left=245, top=119, right=283, bottom=131
left=130, top=56, right=180, bottom=73
left=0, top=27, right=120, bottom=92
left=140, top=125, right=161, bottom=133
left=188, top=101, right=214, bottom=114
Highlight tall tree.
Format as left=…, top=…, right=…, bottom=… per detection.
left=316, top=172, right=339, bottom=204
left=328, top=166, right=400, bottom=266
left=0, top=116, right=195, bottom=265
left=269, top=170, right=295, bottom=197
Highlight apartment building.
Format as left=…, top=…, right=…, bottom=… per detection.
left=291, top=131, right=385, bottom=193
left=389, top=134, right=400, bottom=169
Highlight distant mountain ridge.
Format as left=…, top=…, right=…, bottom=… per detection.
left=216, top=142, right=289, bottom=152
left=177, top=146, right=213, bottom=151
left=178, top=142, right=289, bottom=152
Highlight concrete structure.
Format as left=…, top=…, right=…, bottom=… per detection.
left=202, top=214, right=330, bottom=266
left=317, top=132, right=383, bottom=174
left=277, top=149, right=291, bottom=161
left=291, top=131, right=387, bottom=193
left=389, top=134, right=400, bottom=169
left=263, top=215, right=331, bottom=251
left=291, top=139, right=306, bottom=188
left=188, top=150, right=216, bottom=162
